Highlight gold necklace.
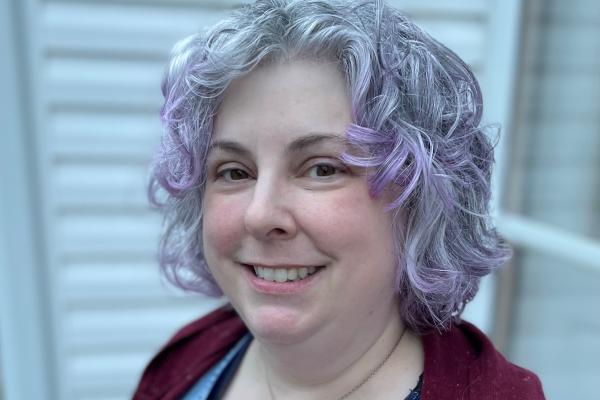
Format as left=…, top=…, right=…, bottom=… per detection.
left=265, top=328, right=407, bottom=400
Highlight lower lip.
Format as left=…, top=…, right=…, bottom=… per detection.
left=242, top=264, right=325, bottom=295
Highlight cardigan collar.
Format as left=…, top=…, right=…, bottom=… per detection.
left=133, top=305, right=544, bottom=400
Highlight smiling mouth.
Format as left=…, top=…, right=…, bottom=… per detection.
left=244, top=264, right=325, bottom=283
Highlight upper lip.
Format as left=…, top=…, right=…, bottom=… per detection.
left=242, top=262, right=322, bottom=270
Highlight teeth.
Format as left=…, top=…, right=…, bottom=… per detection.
left=262, top=267, right=274, bottom=281
left=287, top=268, right=298, bottom=280
left=253, top=266, right=321, bottom=282
left=274, top=269, right=288, bottom=283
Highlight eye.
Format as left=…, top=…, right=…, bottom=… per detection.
left=217, top=168, right=250, bottom=181
left=306, top=163, right=340, bottom=178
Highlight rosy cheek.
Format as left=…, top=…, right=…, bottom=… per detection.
left=303, top=190, right=376, bottom=243
left=202, top=196, right=245, bottom=256
left=317, top=205, right=355, bottom=235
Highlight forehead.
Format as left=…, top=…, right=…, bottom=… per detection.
left=213, top=59, right=353, bottom=146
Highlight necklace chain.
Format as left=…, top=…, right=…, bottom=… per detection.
left=265, top=328, right=407, bottom=400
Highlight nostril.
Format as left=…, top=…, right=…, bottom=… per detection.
left=243, top=198, right=297, bottom=239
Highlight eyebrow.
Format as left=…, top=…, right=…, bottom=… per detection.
left=208, top=132, right=348, bottom=156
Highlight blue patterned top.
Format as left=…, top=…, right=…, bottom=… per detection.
left=182, top=334, right=422, bottom=399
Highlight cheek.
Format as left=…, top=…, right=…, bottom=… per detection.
left=304, top=189, right=398, bottom=302
left=300, top=187, right=395, bottom=262
left=202, top=195, right=245, bottom=257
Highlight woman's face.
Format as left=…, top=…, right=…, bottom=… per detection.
left=202, top=59, right=399, bottom=344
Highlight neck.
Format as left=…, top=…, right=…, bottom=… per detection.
left=250, top=305, right=410, bottom=399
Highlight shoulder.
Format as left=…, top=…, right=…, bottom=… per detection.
left=132, top=304, right=247, bottom=400
left=421, top=321, right=545, bottom=400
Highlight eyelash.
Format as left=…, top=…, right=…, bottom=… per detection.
left=214, top=161, right=346, bottom=182
left=216, top=168, right=251, bottom=181
left=305, top=162, right=344, bottom=178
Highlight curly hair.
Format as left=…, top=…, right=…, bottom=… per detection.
left=149, top=0, right=512, bottom=333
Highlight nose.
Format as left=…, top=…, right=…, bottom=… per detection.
left=244, top=175, right=297, bottom=240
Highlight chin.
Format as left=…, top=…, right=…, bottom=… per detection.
left=239, top=302, right=318, bottom=344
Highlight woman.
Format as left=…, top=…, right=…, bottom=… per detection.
left=134, top=1, right=545, bottom=399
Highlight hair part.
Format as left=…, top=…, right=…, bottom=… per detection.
left=149, top=0, right=512, bottom=333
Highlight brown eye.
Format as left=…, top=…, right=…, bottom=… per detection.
left=308, top=163, right=338, bottom=177
left=219, top=168, right=250, bottom=181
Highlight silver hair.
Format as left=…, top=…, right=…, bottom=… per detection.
left=150, top=0, right=511, bottom=333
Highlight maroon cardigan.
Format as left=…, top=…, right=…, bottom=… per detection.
left=133, top=306, right=544, bottom=399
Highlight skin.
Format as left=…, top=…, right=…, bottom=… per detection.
left=202, top=59, right=423, bottom=399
